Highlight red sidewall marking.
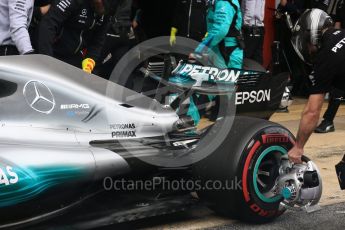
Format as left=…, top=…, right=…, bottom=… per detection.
left=262, top=134, right=289, bottom=144
left=242, top=140, right=261, bottom=202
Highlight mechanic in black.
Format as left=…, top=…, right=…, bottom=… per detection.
left=170, top=0, right=207, bottom=45
left=37, top=0, right=120, bottom=73
left=288, top=9, right=345, bottom=163
left=241, top=0, right=265, bottom=64
left=315, top=0, right=345, bottom=133
left=29, top=0, right=51, bottom=51
left=275, top=0, right=337, bottom=96
left=94, top=0, right=135, bottom=79
left=274, top=0, right=311, bottom=96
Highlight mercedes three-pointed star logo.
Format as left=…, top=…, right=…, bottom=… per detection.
left=23, top=80, right=55, bottom=114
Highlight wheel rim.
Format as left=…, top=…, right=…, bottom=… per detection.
left=253, top=146, right=287, bottom=203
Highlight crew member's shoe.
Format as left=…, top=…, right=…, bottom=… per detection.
left=314, top=119, right=335, bottom=133
left=335, top=155, right=345, bottom=190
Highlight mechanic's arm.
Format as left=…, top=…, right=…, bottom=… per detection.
left=288, top=94, right=325, bottom=163
left=37, top=0, right=77, bottom=56
left=8, top=0, right=34, bottom=54
left=195, top=1, right=233, bottom=53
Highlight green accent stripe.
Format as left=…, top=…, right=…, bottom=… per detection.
left=253, top=146, right=287, bottom=203
left=0, top=166, right=84, bottom=207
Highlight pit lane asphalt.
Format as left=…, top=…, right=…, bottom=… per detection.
left=109, top=202, right=345, bottom=230
left=208, top=202, right=345, bottom=230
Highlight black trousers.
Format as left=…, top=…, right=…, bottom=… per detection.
left=94, top=35, right=134, bottom=79
left=273, top=18, right=310, bottom=96
left=0, top=45, right=19, bottom=56
left=243, top=26, right=264, bottom=65
left=323, top=88, right=344, bottom=122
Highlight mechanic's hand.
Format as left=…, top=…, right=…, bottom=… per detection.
left=188, top=53, right=198, bottom=64
left=189, top=53, right=196, bottom=60
left=40, top=5, right=51, bottom=15
left=202, top=32, right=208, bottom=41
left=189, top=52, right=205, bottom=61
left=288, top=145, right=304, bottom=164
left=170, top=27, right=177, bottom=46
left=82, top=58, right=96, bottom=74
left=132, top=20, right=138, bottom=29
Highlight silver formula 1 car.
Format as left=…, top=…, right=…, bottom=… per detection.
left=0, top=55, right=321, bottom=229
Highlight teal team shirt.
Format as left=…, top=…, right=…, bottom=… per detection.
left=195, top=0, right=243, bottom=68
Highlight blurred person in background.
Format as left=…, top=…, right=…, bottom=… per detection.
left=36, top=0, right=121, bottom=74
left=29, top=0, right=51, bottom=50
left=0, top=0, right=35, bottom=56
left=186, top=0, right=243, bottom=125
left=94, top=0, right=135, bottom=79
left=194, top=0, right=243, bottom=69
left=274, top=0, right=312, bottom=97
left=131, top=0, right=145, bottom=42
left=241, top=0, right=265, bottom=64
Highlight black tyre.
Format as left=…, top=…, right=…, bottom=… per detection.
left=193, top=117, right=295, bottom=223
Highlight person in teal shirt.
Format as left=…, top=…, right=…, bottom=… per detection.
left=190, top=0, right=243, bottom=124
left=171, top=0, right=244, bottom=125
left=195, top=0, right=244, bottom=69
